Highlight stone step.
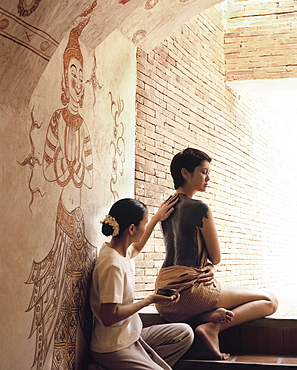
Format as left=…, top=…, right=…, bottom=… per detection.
left=174, top=356, right=297, bottom=369
left=219, top=318, right=297, bottom=356
left=89, top=355, right=297, bottom=370
left=89, top=313, right=297, bottom=369
left=140, top=311, right=297, bottom=358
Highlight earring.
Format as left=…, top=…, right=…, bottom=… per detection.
left=79, top=88, right=85, bottom=108
left=61, top=77, right=69, bottom=105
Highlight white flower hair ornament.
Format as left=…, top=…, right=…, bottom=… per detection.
left=101, top=215, right=120, bottom=237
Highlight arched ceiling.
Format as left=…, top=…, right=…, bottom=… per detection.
left=0, top=0, right=222, bottom=107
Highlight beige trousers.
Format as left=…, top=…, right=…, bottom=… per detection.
left=91, top=323, right=194, bottom=370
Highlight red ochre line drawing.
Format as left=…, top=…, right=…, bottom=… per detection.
left=17, top=0, right=41, bottom=17
left=18, top=108, right=45, bottom=213
left=0, top=7, right=58, bottom=61
left=85, top=53, right=102, bottom=107
left=24, top=19, right=96, bottom=370
left=80, top=0, right=98, bottom=17
left=109, top=91, right=126, bottom=201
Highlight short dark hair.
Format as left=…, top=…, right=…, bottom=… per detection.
left=102, top=198, right=147, bottom=237
left=170, top=148, right=212, bottom=189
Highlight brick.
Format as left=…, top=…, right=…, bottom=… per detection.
left=133, top=2, right=297, bottom=297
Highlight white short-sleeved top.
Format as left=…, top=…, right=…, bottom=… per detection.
left=90, top=243, right=142, bottom=353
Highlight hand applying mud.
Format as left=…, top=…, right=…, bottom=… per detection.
left=197, top=263, right=216, bottom=286
left=154, top=194, right=179, bottom=222
left=131, top=195, right=179, bottom=258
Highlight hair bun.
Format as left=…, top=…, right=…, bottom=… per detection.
left=100, top=215, right=120, bottom=237
left=101, top=222, right=113, bottom=237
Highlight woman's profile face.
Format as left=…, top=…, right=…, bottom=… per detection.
left=67, top=57, right=83, bottom=104
left=188, top=160, right=210, bottom=192
left=133, top=212, right=148, bottom=242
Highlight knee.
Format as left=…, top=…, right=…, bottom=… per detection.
left=269, top=292, right=278, bottom=314
left=175, top=323, right=194, bottom=346
left=184, top=324, right=195, bottom=346
left=265, top=291, right=278, bottom=315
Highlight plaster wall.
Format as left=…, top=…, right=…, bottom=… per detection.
left=0, top=25, right=136, bottom=370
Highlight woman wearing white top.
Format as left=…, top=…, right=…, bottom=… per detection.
left=90, top=197, right=194, bottom=370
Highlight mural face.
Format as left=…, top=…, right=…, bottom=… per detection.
left=67, top=58, right=84, bottom=106
left=25, top=19, right=97, bottom=370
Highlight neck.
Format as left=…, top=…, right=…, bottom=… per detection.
left=67, top=100, right=79, bottom=115
left=108, top=236, right=130, bottom=257
left=175, top=187, right=195, bottom=199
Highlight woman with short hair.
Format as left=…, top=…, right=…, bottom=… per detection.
left=155, top=148, right=278, bottom=360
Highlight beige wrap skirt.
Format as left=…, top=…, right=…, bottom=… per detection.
left=155, top=265, right=221, bottom=322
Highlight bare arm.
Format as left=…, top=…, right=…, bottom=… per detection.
left=129, top=195, right=178, bottom=258
left=101, top=293, right=179, bottom=327
left=200, top=207, right=221, bottom=265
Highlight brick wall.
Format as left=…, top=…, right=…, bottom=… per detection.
left=224, top=0, right=297, bottom=81
left=134, top=4, right=297, bottom=299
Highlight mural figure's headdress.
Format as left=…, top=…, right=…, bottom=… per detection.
left=61, top=18, right=89, bottom=106
left=63, top=18, right=89, bottom=72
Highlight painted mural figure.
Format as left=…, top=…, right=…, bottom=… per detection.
left=26, top=19, right=96, bottom=370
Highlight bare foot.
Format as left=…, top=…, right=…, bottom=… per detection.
left=195, top=322, right=230, bottom=360
left=199, top=308, right=234, bottom=324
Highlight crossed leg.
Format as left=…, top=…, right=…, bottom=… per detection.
left=194, top=284, right=278, bottom=360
